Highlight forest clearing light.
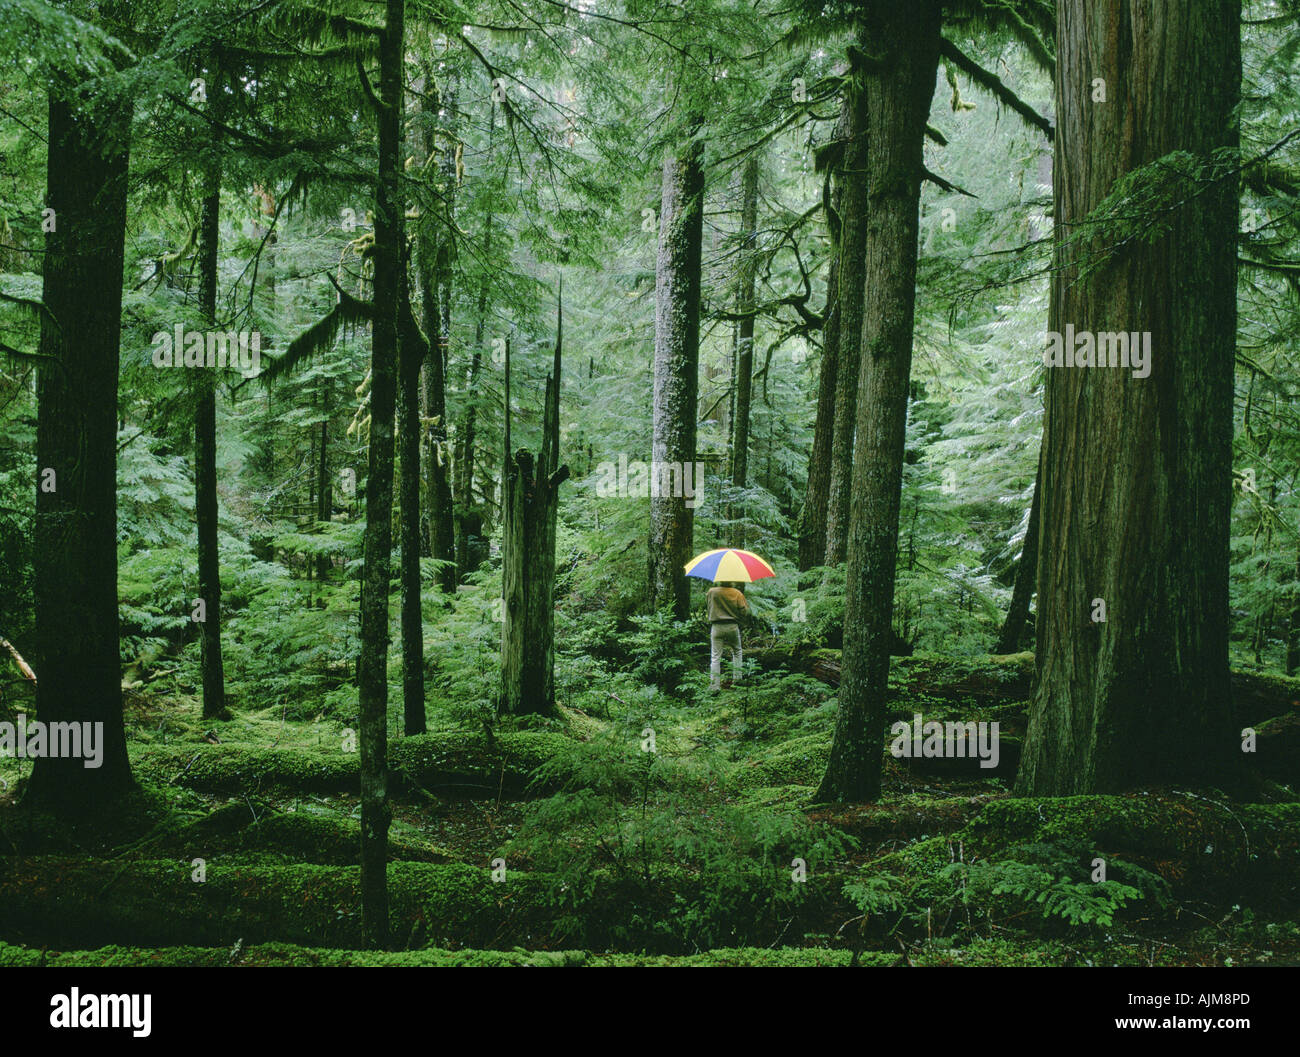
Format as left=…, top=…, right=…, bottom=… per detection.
left=0, top=714, right=105, bottom=768
left=590, top=455, right=706, bottom=509
left=890, top=714, right=1000, bottom=769
left=1043, top=325, right=1152, bottom=378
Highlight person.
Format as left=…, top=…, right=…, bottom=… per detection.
left=705, top=580, right=748, bottom=691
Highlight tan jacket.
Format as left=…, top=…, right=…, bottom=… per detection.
left=706, top=586, right=748, bottom=624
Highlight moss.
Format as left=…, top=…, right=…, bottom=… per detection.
left=733, top=733, right=830, bottom=789
left=0, top=857, right=544, bottom=951
left=175, top=810, right=453, bottom=865
left=0, top=940, right=892, bottom=967
left=389, top=730, right=578, bottom=797
left=808, top=796, right=994, bottom=844
left=961, top=794, right=1300, bottom=901
left=132, top=744, right=359, bottom=795
left=129, top=729, right=584, bottom=800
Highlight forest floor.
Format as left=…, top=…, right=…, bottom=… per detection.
left=2, top=650, right=1299, bottom=967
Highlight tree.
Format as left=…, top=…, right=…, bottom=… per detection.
left=648, top=122, right=704, bottom=620
left=195, top=56, right=228, bottom=721
left=797, top=100, right=847, bottom=574
left=500, top=305, right=569, bottom=716
left=824, top=76, right=869, bottom=566
left=816, top=1, right=944, bottom=802
left=1016, top=0, right=1242, bottom=795
left=417, top=63, right=457, bottom=594
left=994, top=457, right=1040, bottom=654
left=356, top=0, right=405, bottom=948
left=28, top=51, right=135, bottom=807
left=730, top=153, right=759, bottom=545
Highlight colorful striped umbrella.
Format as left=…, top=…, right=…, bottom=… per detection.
left=683, top=547, right=775, bottom=583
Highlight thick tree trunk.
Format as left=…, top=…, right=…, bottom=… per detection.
left=1017, top=0, right=1241, bottom=795
left=648, top=127, right=704, bottom=620
left=500, top=318, right=569, bottom=715
left=994, top=456, right=1041, bottom=654
left=357, top=0, right=404, bottom=948
left=196, top=65, right=226, bottom=720
left=730, top=154, right=759, bottom=546
left=815, top=3, right=941, bottom=803
left=27, top=90, right=134, bottom=807
left=824, top=81, right=870, bottom=567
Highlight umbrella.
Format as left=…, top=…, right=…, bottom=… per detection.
left=684, top=547, right=775, bottom=583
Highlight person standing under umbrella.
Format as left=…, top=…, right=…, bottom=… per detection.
left=705, top=580, right=748, bottom=691
left=683, top=548, right=774, bottom=692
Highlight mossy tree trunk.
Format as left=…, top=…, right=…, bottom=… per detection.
left=798, top=95, right=854, bottom=574
left=315, top=384, right=330, bottom=581
left=500, top=313, right=569, bottom=716
left=648, top=125, right=703, bottom=620
left=356, top=0, right=405, bottom=947
left=824, top=74, right=869, bottom=568
left=729, top=153, right=759, bottom=547
left=399, top=237, right=426, bottom=737
left=196, top=58, right=227, bottom=720
left=28, top=84, right=135, bottom=807
left=417, top=68, right=456, bottom=593
left=815, top=2, right=941, bottom=803
left=1017, top=0, right=1241, bottom=795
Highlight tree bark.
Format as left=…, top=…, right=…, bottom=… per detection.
left=797, top=99, right=850, bottom=573
left=648, top=126, right=704, bottom=620
left=1287, top=541, right=1300, bottom=676
left=417, top=67, right=456, bottom=593
left=357, top=0, right=404, bottom=947
left=730, top=153, right=759, bottom=546
left=27, top=87, right=134, bottom=807
left=500, top=314, right=569, bottom=716
left=1017, top=0, right=1241, bottom=795
left=315, top=385, right=330, bottom=581
left=824, top=79, right=870, bottom=566
left=196, top=60, right=226, bottom=720
left=398, top=246, right=426, bottom=736
left=815, top=3, right=941, bottom=803
left=994, top=455, right=1041, bottom=654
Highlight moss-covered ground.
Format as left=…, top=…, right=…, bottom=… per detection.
left=2, top=650, right=1298, bottom=966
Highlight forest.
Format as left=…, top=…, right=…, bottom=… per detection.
left=0, top=0, right=1298, bottom=973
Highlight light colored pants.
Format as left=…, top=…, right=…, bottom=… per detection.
left=710, top=622, right=742, bottom=689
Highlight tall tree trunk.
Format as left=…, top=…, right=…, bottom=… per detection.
left=196, top=61, right=226, bottom=719
left=27, top=88, right=134, bottom=807
left=455, top=264, right=490, bottom=582
left=500, top=313, right=569, bottom=715
left=994, top=455, right=1041, bottom=654
left=357, top=0, right=405, bottom=947
left=730, top=153, right=759, bottom=546
left=797, top=100, right=849, bottom=573
left=815, top=4, right=941, bottom=803
left=417, top=67, right=456, bottom=592
left=315, top=383, right=330, bottom=581
left=454, top=107, right=493, bottom=581
left=1287, top=540, right=1300, bottom=676
left=398, top=246, right=426, bottom=736
left=648, top=125, right=704, bottom=620
left=1017, top=0, right=1241, bottom=795
left=824, top=78, right=870, bottom=566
